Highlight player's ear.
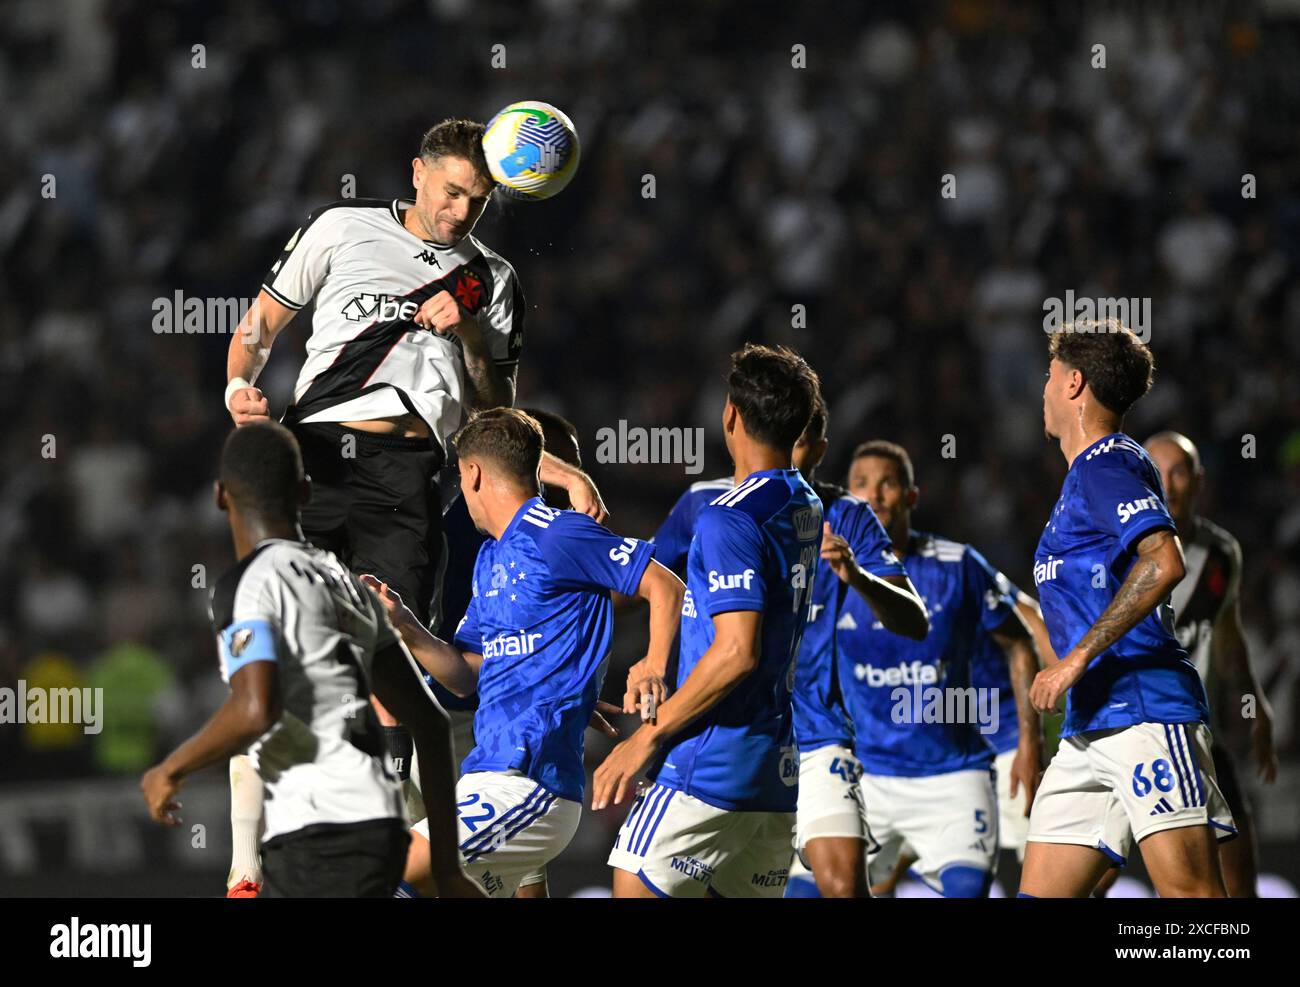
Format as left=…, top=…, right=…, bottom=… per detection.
left=215, top=480, right=228, bottom=513
left=722, top=399, right=737, bottom=435
left=411, top=156, right=425, bottom=189
left=906, top=485, right=919, bottom=510
left=298, top=475, right=311, bottom=508
left=1066, top=365, right=1087, bottom=400
left=813, top=437, right=830, bottom=468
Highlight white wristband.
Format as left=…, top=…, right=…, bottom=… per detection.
left=225, top=377, right=252, bottom=410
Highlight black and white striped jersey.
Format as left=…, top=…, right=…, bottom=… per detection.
left=209, top=538, right=409, bottom=843
left=1170, top=515, right=1242, bottom=690
left=263, top=198, right=525, bottom=452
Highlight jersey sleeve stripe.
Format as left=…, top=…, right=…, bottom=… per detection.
left=261, top=281, right=305, bottom=310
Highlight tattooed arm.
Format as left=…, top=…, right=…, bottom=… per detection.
left=412, top=291, right=515, bottom=408
left=225, top=290, right=299, bottom=425
left=1029, top=528, right=1186, bottom=713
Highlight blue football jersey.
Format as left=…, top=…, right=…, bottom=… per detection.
left=838, top=531, right=1015, bottom=777
left=969, top=568, right=1023, bottom=756
left=793, top=483, right=906, bottom=753
left=454, top=498, right=654, bottom=802
left=650, top=468, right=822, bottom=812
left=652, top=476, right=734, bottom=576
left=1034, top=433, right=1207, bottom=736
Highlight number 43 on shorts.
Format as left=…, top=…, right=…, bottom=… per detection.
left=1131, top=759, right=1175, bottom=797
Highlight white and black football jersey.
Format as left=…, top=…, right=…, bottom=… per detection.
left=1170, top=515, right=1243, bottom=691
left=209, top=538, right=408, bottom=843
left=262, top=198, right=525, bottom=453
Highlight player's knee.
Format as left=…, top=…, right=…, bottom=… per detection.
left=939, top=864, right=991, bottom=899
left=815, top=866, right=864, bottom=899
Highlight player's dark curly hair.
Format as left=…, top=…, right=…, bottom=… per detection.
left=419, top=118, right=492, bottom=187
left=1048, top=320, right=1155, bottom=418
left=726, top=343, right=820, bottom=452
left=220, top=422, right=304, bottom=518
left=453, top=408, right=544, bottom=486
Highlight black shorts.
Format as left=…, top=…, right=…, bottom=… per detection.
left=289, top=421, right=444, bottom=625
left=261, top=819, right=410, bottom=898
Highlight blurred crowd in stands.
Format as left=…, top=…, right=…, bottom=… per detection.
left=1, top=0, right=1296, bottom=867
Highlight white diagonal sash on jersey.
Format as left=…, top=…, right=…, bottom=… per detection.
left=1172, top=539, right=1209, bottom=624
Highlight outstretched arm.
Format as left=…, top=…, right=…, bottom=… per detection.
left=225, top=290, right=298, bottom=425
left=1030, top=528, right=1186, bottom=713
left=990, top=608, right=1044, bottom=812
left=594, top=609, right=760, bottom=809
left=1213, top=592, right=1278, bottom=783
left=820, top=523, right=929, bottom=640
left=360, top=575, right=482, bottom=697
left=142, top=661, right=280, bottom=824
left=539, top=452, right=608, bottom=522
left=621, top=560, right=686, bottom=720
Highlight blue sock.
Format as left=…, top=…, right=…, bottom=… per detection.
left=394, top=880, right=421, bottom=898
left=939, top=864, right=992, bottom=898
left=1016, top=892, right=1037, bottom=898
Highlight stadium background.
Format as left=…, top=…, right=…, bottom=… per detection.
left=1, top=0, right=1298, bottom=896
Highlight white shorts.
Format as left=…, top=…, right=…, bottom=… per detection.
left=795, top=745, right=867, bottom=851
left=1027, top=721, right=1235, bottom=865
left=412, top=771, right=578, bottom=898
left=994, top=747, right=1031, bottom=857
left=607, top=782, right=795, bottom=898
left=860, top=768, right=998, bottom=895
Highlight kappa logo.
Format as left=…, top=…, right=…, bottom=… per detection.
left=412, top=249, right=442, bottom=267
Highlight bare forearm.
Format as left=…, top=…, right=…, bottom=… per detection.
left=161, top=700, right=268, bottom=781
left=462, top=347, right=514, bottom=408
left=639, top=643, right=753, bottom=747
left=847, top=570, right=929, bottom=639
left=638, top=567, right=686, bottom=675
left=1073, top=553, right=1180, bottom=662
left=1001, top=635, right=1042, bottom=742
left=391, top=620, right=478, bottom=697
left=538, top=450, right=586, bottom=491
left=227, top=297, right=283, bottom=384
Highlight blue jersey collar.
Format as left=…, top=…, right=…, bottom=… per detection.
left=1069, top=432, right=1126, bottom=473
left=500, top=495, right=547, bottom=541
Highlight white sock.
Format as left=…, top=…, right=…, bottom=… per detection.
left=227, top=754, right=264, bottom=888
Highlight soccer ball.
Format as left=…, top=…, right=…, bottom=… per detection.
left=481, top=101, right=581, bottom=201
